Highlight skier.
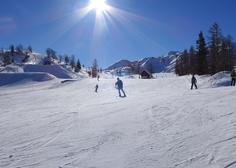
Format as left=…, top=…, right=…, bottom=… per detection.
left=191, top=74, right=198, bottom=90
left=231, top=70, right=236, bottom=86
left=97, top=75, right=100, bottom=81
left=95, top=84, right=98, bottom=93
left=115, top=78, right=126, bottom=97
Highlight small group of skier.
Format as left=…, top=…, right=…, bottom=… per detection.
left=95, top=75, right=100, bottom=93
left=191, top=69, right=236, bottom=89
left=94, top=69, right=236, bottom=96
left=94, top=76, right=127, bottom=97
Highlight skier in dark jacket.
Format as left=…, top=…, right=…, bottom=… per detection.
left=115, top=78, right=126, bottom=97
left=191, top=74, right=198, bottom=90
left=95, top=84, right=98, bottom=93
left=231, top=70, right=236, bottom=86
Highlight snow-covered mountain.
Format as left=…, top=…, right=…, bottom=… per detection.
left=107, top=51, right=180, bottom=74
left=106, top=60, right=137, bottom=70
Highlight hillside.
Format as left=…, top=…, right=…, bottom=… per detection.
left=0, top=64, right=82, bottom=86
left=0, top=72, right=236, bottom=168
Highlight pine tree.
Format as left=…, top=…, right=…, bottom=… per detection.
left=189, top=46, right=197, bottom=74
left=92, top=59, right=98, bottom=77
left=70, top=55, right=76, bottom=69
left=220, top=35, right=234, bottom=71
left=182, top=49, right=189, bottom=75
left=28, top=46, right=33, bottom=53
left=75, top=58, right=81, bottom=72
left=92, top=59, right=98, bottom=70
left=9, top=45, right=14, bottom=56
left=64, top=55, right=70, bottom=65
left=9, top=44, right=14, bottom=64
left=46, top=48, right=57, bottom=60
left=209, top=23, right=222, bottom=74
left=16, top=44, right=23, bottom=53
left=225, top=35, right=235, bottom=71
left=3, top=53, right=12, bottom=66
left=58, top=55, right=63, bottom=63
left=196, top=31, right=208, bottom=75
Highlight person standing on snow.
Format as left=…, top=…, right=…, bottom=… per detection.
left=95, top=84, right=99, bottom=93
left=115, top=78, right=126, bottom=97
left=231, top=70, right=236, bottom=86
left=191, top=74, right=198, bottom=90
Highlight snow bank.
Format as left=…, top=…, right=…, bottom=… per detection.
left=209, top=71, right=231, bottom=87
left=0, top=65, right=24, bottom=73
left=199, top=71, right=231, bottom=88
left=0, top=73, right=56, bottom=86
left=23, top=64, right=78, bottom=79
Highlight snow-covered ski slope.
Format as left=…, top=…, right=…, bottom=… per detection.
left=0, top=73, right=236, bottom=168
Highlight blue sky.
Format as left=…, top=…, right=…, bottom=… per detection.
left=0, top=0, right=236, bottom=67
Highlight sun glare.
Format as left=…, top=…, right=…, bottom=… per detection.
left=89, top=0, right=108, bottom=15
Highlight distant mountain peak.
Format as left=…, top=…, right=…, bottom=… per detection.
left=107, top=51, right=181, bottom=74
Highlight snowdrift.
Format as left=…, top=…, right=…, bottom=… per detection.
left=23, top=64, right=78, bottom=79
left=0, top=73, right=56, bottom=86
left=199, top=71, right=231, bottom=88
left=0, top=65, right=24, bottom=73
left=208, top=71, right=231, bottom=87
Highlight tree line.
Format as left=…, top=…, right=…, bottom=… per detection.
left=0, top=44, right=33, bottom=65
left=44, top=48, right=82, bottom=72
left=175, top=23, right=236, bottom=76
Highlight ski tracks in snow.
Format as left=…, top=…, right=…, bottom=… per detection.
left=1, top=77, right=236, bottom=168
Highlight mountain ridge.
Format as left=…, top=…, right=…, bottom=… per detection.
left=106, top=51, right=180, bottom=74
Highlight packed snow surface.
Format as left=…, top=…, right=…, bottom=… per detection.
left=0, top=73, right=236, bottom=168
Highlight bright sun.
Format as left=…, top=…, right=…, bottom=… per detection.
left=88, top=0, right=108, bottom=14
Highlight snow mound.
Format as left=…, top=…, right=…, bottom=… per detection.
left=208, top=71, right=231, bottom=87
left=0, top=65, right=24, bottom=73
left=0, top=73, right=56, bottom=86
left=200, top=72, right=231, bottom=88
left=23, top=64, right=78, bottom=79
